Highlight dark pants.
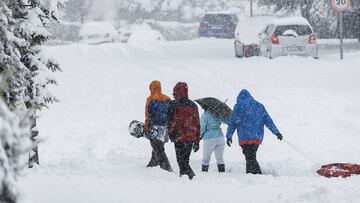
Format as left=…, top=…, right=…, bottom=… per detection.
left=147, top=139, right=172, bottom=172
left=241, top=144, right=262, bottom=174
left=174, top=142, right=195, bottom=179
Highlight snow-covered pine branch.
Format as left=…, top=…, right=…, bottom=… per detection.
left=1, top=0, right=61, bottom=112
left=0, top=98, right=31, bottom=203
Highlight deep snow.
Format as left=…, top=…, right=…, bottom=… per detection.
left=19, top=38, right=360, bottom=203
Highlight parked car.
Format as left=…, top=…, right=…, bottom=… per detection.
left=78, top=22, right=118, bottom=44
left=117, top=28, right=132, bottom=43
left=258, top=17, right=318, bottom=59
left=199, top=12, right=239, bottom=38
left=234, top=16, right=275, bottom=58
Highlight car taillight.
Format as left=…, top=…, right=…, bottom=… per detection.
left=271, top=35, right=279, bottom=45
left=227, top=24, right=235, bottom=30
left=309, top=34, right=316, bottom=44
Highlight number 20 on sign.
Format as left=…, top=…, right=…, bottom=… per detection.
left=332, top=0, right=352, bottom=12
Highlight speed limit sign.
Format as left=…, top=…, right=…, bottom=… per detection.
left=332, top=0, right=352, bottom=12
left=332, top=0, right=352, bottom=60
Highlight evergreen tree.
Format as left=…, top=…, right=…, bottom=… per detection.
left=309, top=0, right=337, bottom=38
left=0, top=98, right=31, bottom=203
left=257, top=0, right=315, bottom=21
left=1, top=0, right=60, bottom=201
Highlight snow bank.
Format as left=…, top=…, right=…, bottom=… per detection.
left=146, top=20, right=199, bottom=41
left=127, top=23, right=164, bottom=47
left=79, top=22, right=117, bottom=36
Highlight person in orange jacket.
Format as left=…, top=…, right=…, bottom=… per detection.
left=145, top=80, right=172, bottom=171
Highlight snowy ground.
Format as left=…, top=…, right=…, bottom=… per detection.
left=19, top=38, right=360, bottom=203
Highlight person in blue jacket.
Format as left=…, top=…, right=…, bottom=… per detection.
left=200, top=105, right=225, bottom=173
left=226, top=89, right=283, bottom=174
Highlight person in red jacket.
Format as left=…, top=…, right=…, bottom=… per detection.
left=168, top=82, right=200, bottom=180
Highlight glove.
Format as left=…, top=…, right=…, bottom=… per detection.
left=193, top=143, right=200, bottom=152
left=226, top=138, right=232, bottom=147
left=276, top=133, right=283, bottom=141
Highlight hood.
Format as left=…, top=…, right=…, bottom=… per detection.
left=237, top=89, right=253, bottom=102
left=173, top=82, right=188, bottom=99
left=149, top=80, right=161, bottom=95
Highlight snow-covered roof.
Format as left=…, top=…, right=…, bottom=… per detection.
left=267, top=17, right=311, bottom=26
left=235, top=16, right=276, bottom=44
left=79, top=22, right=117, bottom=36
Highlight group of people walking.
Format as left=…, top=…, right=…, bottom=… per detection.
left=144, top=80, right=283, bottom=180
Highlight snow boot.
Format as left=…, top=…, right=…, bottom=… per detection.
left=160, top=159, right=173, bottom=172
left=217, top=164, right=225, bottom=173
left=188, top=170, right=196, bottom=180
left=146, top=155, right=159, bottom=167
left=202, top=165, right=209, bottom=172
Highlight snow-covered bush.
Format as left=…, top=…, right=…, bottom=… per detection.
left=146, top=21, right=199, bottom=41
left=127, top=23, right=164, bottom=46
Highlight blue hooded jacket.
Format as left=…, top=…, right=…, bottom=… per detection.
left=200, top=111, right=224, bottom=140
left=226, top=89, right=279, bottom=143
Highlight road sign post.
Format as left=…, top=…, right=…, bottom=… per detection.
left=250, top=0, right=253, bottom=18
left=331, top=0, right=352, bottom=60
left=339, top=12, right=344, bottom=60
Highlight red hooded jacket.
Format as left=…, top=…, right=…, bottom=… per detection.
left=168, top=82, right=200, bottom=143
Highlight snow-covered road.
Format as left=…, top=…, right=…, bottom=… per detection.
left=20, top=39, right=360, bottom=203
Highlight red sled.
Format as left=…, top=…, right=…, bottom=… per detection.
left=317, top=163, right=360, bottom=178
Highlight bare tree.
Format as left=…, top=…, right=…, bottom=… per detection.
left=63, top=0, right=93, bottom=23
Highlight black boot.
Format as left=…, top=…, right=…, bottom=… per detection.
left=146, top=155, right=158, bottom=167
left=202, top=165, right=209, bottom=172
left=188, top=169, right=196, bottom=180
left=217, top=164, right=225, bottom=173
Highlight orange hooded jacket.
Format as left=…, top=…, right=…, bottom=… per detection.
left=145, top=80, right=171, bottom=129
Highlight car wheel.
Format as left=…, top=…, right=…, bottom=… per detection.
left=234, top=42, right=243, bottom=58
left=234, top=43, right=239, bottom=57
left=267, top=49, right=273, bottom=59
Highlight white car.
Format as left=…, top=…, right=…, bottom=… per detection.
left=78, top=22, right=118, bottom=44
left=234, top=16, right=276, bottom=58
left=258, top=17, right=318, bottom=59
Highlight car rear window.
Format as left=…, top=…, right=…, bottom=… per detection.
left=274, top=25, right=312, bottom=36
left=203, top=14, right=234, bottom=24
